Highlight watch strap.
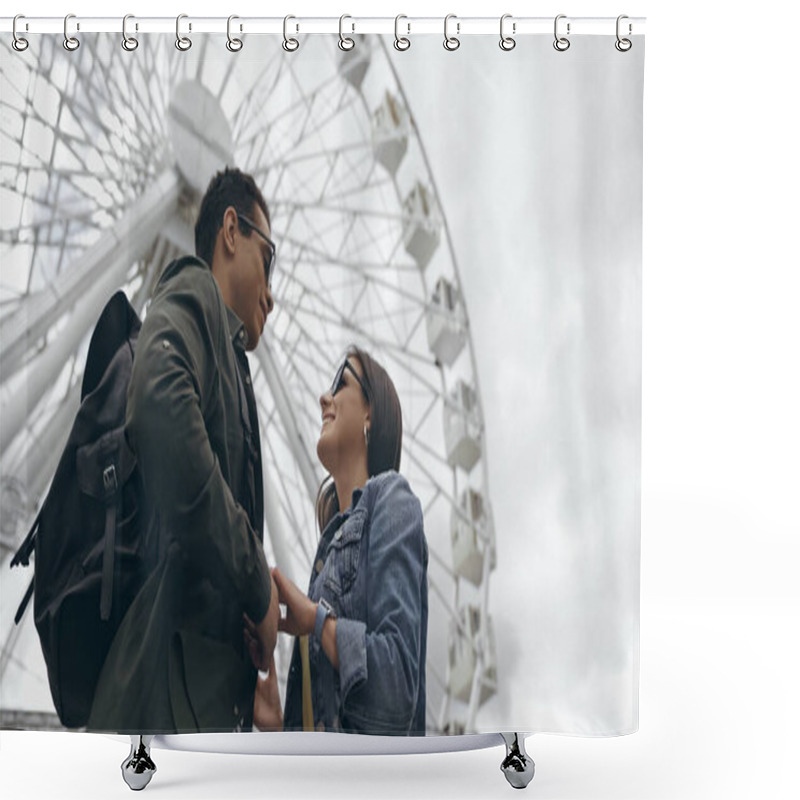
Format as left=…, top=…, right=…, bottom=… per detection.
left=314, top=598, right=334, bottom=639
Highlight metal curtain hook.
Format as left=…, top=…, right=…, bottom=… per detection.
left=443, top=14, right=460, bottom=51
left=227, top=15, right=243, bottom=52
left=122, top=14, right=139, bottom=52
left=615, top=14, right=632, bottom=51
left=63, top=14, right=80, bottom=51
left=283, top=15, right=299, bottom=52
left=394, top=15, right=410, bottom=51
left=12, top=15, right=29, bottom=52
left=499, top=14, right=516, bottom=51
left=176, top=14, right=192, bottom=51
left=339, top=14, right=355, bottom=51
left=553, top=14, right=570, bottom=52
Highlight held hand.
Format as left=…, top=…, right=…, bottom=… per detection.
left=243, top=572, right=280, bottom=671
left=272, top=566, right=317, bottom=637
left=253, top=653, right=283, bottom=731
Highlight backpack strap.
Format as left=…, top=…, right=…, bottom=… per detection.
left=10, top=508, right=42, bottom=625
left=99, top=464, right=119, bottom=622
left=10, top=506, right=41, bottom=568
left=14, top=577, right=34, bottom=625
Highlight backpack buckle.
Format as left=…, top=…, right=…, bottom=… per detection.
left=103, top=465, right=118, bottom=495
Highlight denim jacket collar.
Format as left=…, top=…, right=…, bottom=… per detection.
left=348, top=485, right=365, bottom=513
left=321, top=484, right=366, bottom=542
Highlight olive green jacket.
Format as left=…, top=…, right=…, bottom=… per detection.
left=88, top=256, right=271, bottom=734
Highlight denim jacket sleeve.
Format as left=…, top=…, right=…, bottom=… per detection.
left=126, top=264, right=271, bottom=624
left=335, top=472, right=427, bottom=733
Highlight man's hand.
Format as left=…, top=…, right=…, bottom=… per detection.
left=253, top=653, right=283, bottom=731
left=243, top=571, right=279, bottom=671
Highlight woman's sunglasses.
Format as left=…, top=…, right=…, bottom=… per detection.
left=331, top=359, right=369, bottom=401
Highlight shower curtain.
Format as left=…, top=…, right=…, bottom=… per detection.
left=0, top=27, right=643, bottom=739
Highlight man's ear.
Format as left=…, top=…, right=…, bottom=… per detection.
left=221, top=205, right=238, bottom=257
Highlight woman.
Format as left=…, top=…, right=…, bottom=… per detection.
left=245, top=346, right=428, bottom=735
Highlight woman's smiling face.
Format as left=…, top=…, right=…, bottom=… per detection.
left=317, top=357, right=370, bottom=475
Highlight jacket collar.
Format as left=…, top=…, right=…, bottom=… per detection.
left=320, top=485, right=366, bottom=541
left=225, top=305, right=249, bottom=351
left=157, top=254, right=206, bottom=286
left=350, top=485, right=365, bottom=510
left=157, top=256, right=250, bottom=351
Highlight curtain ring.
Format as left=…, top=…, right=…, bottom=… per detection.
left=12, top=15, right=29, bottom=52
left=553, top=14, right=570, bottom=52
left=499, top=14, right=516, bottom=51
left=338, top=14, right=355, bottom=51
left=176, top=14, right=192, bottom=51
left=283, top=15, right=299, bottom=52
left=63, top=14, right=80, bottom=52
left=443, top=14, right=460, bottom=51
left=394, top=15, right=410, bottom=51
left=122, top=15, right=139, bottom=52
left=227, top=15, right=243, bottom=52
left=615, top=15, right=632, bottom=52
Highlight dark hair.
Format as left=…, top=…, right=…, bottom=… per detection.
left=316, top=345, right=403, bottom=534
left=194, top=166, right=271, bottom=268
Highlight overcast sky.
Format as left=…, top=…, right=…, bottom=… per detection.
left=390, top=34, right=644, bottom=734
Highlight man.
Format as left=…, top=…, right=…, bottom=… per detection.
left=88, top=167, right=279, bottom=733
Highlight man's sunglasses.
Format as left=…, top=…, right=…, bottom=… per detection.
left=331, top=359, right=369, bottom=401
left=237, top=212, right=276, bottom=290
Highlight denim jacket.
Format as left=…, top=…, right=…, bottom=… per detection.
left=283, top=470, right=428, bottom=735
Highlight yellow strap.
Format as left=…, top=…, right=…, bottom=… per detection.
left=299, top=634, right=314, bottom=731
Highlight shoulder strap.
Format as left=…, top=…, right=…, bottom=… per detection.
left=14, top=577, right=35, bottom=625
left=11, top=508, right=40, bottom=624
left=10, top=506, right=41, bottom=568
left=99, top=464, right=119, bottom=621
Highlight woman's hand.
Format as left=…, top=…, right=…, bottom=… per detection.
left=253, top=653, right=283, bottom=731
left=272, top=567, right=317, bottom=637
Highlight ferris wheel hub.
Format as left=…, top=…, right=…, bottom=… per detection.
left=167, top=80, right=234, bottom=195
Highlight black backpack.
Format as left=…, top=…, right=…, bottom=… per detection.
left=11, top=290, right=152, bottom=729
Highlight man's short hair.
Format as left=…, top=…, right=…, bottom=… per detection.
left=194, top=167, right=271, bottom=268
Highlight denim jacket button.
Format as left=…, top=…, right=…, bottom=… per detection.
left=315, top=559, right=324, bottom=574
left=334, top=529, right=342, bottom=541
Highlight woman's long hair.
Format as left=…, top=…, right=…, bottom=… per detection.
left=315, top=345, right=403, bottom=534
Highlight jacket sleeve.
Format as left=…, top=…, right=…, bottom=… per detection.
left=126, top=270, right=271, bottom=623
left=335, top=473, right=427, bottom=733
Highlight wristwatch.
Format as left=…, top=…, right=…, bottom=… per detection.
left=314, top=597, right=337, bottom=639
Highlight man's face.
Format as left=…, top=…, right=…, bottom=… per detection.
left=229, top=205, right=274, bottom=351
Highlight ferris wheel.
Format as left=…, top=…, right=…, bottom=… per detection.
left=0, top=32, right=497, bottom=735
